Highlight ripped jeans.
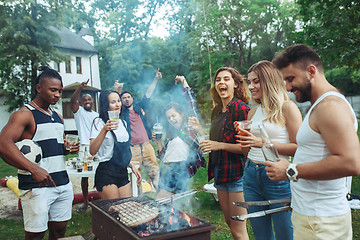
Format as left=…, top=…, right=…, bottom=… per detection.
left=243, top=159, right=293, bottom=240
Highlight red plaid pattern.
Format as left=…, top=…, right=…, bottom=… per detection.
left=208, top=97, right=250, bottom=184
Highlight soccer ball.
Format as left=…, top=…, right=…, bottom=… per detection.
left=15, top=139, right=43, bottom=175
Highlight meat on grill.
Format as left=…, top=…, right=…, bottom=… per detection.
left=108, top=200, right=159, bottom=227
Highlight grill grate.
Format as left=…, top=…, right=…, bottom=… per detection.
left=108, top=199, right=159, bottom=227
left=90, top=196, right=216, bottom=239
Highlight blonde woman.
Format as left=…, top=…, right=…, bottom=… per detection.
left=237, top=60, right=302, bottom=240
left=200, top=67, right=250, bottom=240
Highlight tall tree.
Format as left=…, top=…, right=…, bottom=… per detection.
left=89, top=0, right=166, bottom=90
left=0, top=0, right=73, bottom=111
left=165, top=0, right=298, bottom=119
left=296, top=0, right=360, bottom=69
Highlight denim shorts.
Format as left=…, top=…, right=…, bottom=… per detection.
left=95, top=161, right=129, bottom=192
left=213, top=165, right=244, bottom=192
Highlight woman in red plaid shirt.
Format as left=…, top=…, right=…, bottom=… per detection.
left=200, top=67, right=250, bottom=240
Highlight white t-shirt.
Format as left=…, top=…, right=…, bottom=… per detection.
left=162, top=136, right=190, bottom=163
left=291, top=92, right=358, bottom=217
left=74, top=106, right=99, bottom=145
left=90, top=118, right=129, bottom=163
left=247, top=106, right=290, bottom=162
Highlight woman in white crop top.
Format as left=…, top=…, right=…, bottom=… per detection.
left=90, top=90, right=141, bottom=200
left=237, top=61, right=302, bottom=240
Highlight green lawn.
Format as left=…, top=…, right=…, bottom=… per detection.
left=0, top=159, right=359, bottom=239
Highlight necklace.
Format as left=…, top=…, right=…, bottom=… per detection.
left=31, top=101, right=54, bottom=121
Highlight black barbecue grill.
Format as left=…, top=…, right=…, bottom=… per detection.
left=90, top=196, right=215, bottom=240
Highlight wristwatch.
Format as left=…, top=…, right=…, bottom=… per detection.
left=286, top=163, right=298, bottom=182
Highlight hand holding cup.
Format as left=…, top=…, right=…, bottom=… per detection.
left=198, top=134, right=211, bottom=154
left=65, top=134, right=80, bottom=153
left=234, top=120, right=252, bottom=136
left=153, top=123, right=163, bottom=140
left=107, top=110, right=119, bottom=130
left=114, top=80, right=124, bottom=93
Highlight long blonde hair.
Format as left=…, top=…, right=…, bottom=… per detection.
left=248, top=60, right=289, bottom=125
left=210, top=67, right=250, bottom=108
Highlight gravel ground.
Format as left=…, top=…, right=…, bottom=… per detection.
left=0, top=177, right=95, bottom=220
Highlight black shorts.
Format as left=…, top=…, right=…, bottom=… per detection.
left=94, top=161, right=129, bottom=192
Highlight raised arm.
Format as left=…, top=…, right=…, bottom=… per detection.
left=145, top=68, right=162, bottom=98
left=70, top=79, right=89, bottom=113
left=175, top=75, right=200, bottom=121
left=90, top=119, right=118, bottom=156
left=175, top=75, right=189, bottom=88
left=114, top=80, right=124, bottom=94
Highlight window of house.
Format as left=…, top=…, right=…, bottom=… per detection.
left=76, top=57, right=82, bottom=74
left=65, top=59, right=71, bottom=73
left=62, top=91, right=73, bottom=119
left=53, top=62, right=60, bottom=72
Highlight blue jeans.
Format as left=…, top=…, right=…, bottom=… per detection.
left=243, top=160, right=293, bottom=240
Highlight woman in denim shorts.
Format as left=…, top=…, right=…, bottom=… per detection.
left=200, top=67, right=250, bottom=240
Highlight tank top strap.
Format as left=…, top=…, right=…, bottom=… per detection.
left=307, top=91, right=343, bottom=116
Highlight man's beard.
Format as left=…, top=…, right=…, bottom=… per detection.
left=294, top=77, right=312, bottom=103
left=83, top=103, right=92, bottom=111
left=123, top=102, right=132, bottom=108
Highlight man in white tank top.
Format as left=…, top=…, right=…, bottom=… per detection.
left=264, top=44, right=360, bottom=240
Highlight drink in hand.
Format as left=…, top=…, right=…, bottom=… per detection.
left=259, top=124, right=279, bottom=162
left=65, top=134, right=79, bottom=151
left=108, top=110, right=119, bottom=120
left=153, top=123, right=163, bottom=140
left=198, top=135, right=211, bottom=154
left=234, top=120, right=252, bottom=136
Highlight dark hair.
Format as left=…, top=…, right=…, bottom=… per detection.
left=98, top=90, right=121, bottom=124
left=163, top=102, right=186, bottom=140
left=80, top=94, right=92, bottom=103
left=272, top=44, right=324, bottom=73
left=35, top=66, right=62, bottom=86
left=120, top=91, right=132, bottom=98
left=210, top=67, right=250, bottom=107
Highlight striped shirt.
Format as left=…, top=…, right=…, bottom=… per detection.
left=18, top=104, right=69, bottom=190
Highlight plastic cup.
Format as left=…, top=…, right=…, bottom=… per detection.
left=234, top=120, right=252, bottom=136
left=87, top=164, right=93, bottom=171
left=153, top=123, right=163, bottom=140
left=65, top=134, right=79, bottom=151
left=72, top=160, right=77, bottom=169
left=198, top=135, right=211, bottom=154
left=108, top=110, right=119, bottom=120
